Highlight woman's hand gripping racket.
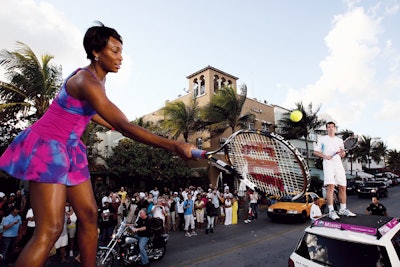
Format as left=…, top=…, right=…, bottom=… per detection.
left=191, top=129, right=310, bottom=200
left=332, top=135, right=359, bottom=156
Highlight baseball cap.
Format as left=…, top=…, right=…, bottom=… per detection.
left=10, top=193, right=16, bottom=196
left=0, top=192, right=5, bottom=198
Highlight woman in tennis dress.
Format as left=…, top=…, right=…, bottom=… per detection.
left=0, top=22, right=195, bottom=267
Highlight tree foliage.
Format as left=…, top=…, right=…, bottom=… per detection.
left=161, top=99, right=200, bottom=142
left=353, top=135, right=384, bottom=168
left=371, top=140, right=387, bottom=164
left=105, top=139, right=192, bottom=191
left=0, top=42, right=62, bottom=121
left=338, top=129, right=355, bottom=140
left=278, top=102, right=325, bottom=166
left=200, top=84, right=255, bottom=134
left=0, top=42, right=62, bottom=146
left=387, top=149, right=400, bottom=171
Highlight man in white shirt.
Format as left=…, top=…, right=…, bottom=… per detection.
left=150, top=187, right=159, bottom=203
left=314, top=121, right=356, bottom=220
left=310, top=198, right=322, bottom=223
left=101, top=191, right=113, bottom=207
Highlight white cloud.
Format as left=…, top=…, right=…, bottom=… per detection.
left=1, top=0, right=399, bottom=150
left=385, top=2, right=400, bottom=15
left=283, top=2, right=400, bottom=149
left=376, top=100, right=400, bottom=121
left=0, top=0, right=85, bottom=76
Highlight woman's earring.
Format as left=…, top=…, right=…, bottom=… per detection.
left=95, top=56, right=99, bottom=61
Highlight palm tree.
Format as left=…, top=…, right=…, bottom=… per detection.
left=160, top=98, right=200, bottom=142
left=387, top=149, right=400, bottom=171
left=200, top=84, right=255, bottom=135
left=357, top=135, right=374, bottom=170
left=339, top=129, right=355, bottom=140
left=0, top=42, right=63, bottom=123
left=278, top=102, right=326, bottom=166
left=371, top=140, right=387, bottom=166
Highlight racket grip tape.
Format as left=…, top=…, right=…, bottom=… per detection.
left=191, top=149, right=207, bottom=159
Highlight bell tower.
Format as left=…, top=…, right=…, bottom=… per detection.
left=186, top=65, right=239, bottom=107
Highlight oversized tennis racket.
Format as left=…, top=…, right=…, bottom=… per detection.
left=191, top=129, right=310, bottom=200
left=332, top=135, right=359, bottom=156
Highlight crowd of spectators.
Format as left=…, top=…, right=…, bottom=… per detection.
left=97, top=184, right=259, bottom=241
left=0, top=183, right=259, bottom=265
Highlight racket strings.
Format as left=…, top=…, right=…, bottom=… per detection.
left=228, top=133, right=306, bottom=198
left=344, top=137, right=358, bottom=151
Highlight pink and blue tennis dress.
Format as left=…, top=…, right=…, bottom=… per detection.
left=0, top=68, right=98, bottom=186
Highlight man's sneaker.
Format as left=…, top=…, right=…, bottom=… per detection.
left=185, top=232, right=192, bottom=237
left=191, top=231, right=198, bottom=236
left=329, top=210, right=340, bottom=220
left=338, top=208, right=356, bottom=217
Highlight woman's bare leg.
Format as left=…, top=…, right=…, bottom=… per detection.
left=15, top=182, right=66, bottom=267
left=67, top=179, right=98, bottom=267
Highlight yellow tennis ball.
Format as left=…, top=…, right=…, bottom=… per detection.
left=290, top=110, right=303, bottom=122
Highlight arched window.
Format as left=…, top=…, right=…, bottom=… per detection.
left=213, top=75, right=220, bottom=94
left=199, top=75, right=205, bottom=96
left=193, top=78, right=199, bottom=98
left=193, top=76, right=206, bottom=98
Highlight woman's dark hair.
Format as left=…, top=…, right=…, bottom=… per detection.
left=83, top=21, right=123, bottom=61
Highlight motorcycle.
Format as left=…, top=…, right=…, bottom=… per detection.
left=96, top=218, right=168, bottom=267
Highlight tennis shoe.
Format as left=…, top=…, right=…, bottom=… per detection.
left=338, top=208, right=356, bottom=217
left=191, top=231, right=198, bottom=236
left=185, top=232, right=192, bottom=237
left=328, top=210, right=340, bottom=221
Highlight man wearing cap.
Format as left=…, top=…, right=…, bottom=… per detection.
left=183, top=193, right=196, bottom=237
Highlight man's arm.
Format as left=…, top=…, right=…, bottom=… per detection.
left=314, top=151, right=334, bottom=160
left=366, top=204, right=371, bottom=215
left=383, top=205, right=388, bottom=216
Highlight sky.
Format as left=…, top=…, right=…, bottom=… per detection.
left=1, top=0, right=400, bottom=150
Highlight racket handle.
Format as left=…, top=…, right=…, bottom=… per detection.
left=332, top=148, right=344, bottom=156
left=191, top=149, right=207, bottom=159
